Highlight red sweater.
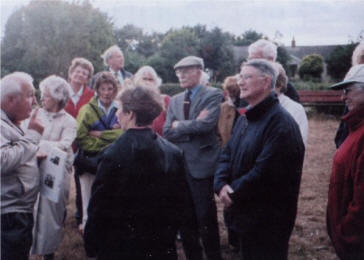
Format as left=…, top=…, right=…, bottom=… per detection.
left=64, top=86, right=94, bottom=119
left=327, top=106, right=364, bottom=259
left=152, top=94, right=170, bottom=136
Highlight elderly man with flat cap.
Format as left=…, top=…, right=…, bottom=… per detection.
left=164, top=56, right=224, bottom=260
left=326, top=64, right=364, bottom=260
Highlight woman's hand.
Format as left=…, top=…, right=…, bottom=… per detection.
left=88, top=130, right=102, bottom=137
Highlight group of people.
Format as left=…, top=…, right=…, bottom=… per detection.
left=1, top=39, right=363, bottom=260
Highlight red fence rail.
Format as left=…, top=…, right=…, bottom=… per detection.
left=298, top=90, right=343, bottom=106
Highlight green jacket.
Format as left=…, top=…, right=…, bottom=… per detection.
left=76, top=97, right=123, bottom=153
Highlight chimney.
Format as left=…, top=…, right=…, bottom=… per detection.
left=291, top=37, right=296, bottom=48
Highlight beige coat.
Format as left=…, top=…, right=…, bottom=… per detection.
left=27, top=108, right=77, bottom=255
left=218, top=100, right=237, bottom=147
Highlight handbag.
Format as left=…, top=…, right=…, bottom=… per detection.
left=74, top=103, right=116, bottom=175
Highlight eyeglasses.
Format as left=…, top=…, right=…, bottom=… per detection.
left=237, top=73, right=266, bottom=82
left=343, top=85, right=364, bottom=95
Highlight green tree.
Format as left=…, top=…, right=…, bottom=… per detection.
left=1, top=0, right=115, bottom=84
left=326, top=43, right=357, bottom=80
left=298, top=54, right=324, bottom=80
left=234, top=29, right=263, bottom=46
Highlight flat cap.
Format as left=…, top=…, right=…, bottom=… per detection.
left=174, top=56, right=204, bottom=70
left=330, top=64, right=364, bottom=89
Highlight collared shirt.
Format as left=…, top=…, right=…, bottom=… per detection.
left=70, top=86, right=84, bottom=105
left=185, top=85, right=202, bottom=101
left=97, top=99, right=118, bottom=116
left=110, top=68, right=124, bottom=84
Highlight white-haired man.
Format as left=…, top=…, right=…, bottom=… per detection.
left=248, top=39, right=300, bottom=102
left=90, top=45, right=132, bottom=89
left=214, top=59, right=305, bottom=259
left=1, top=72, right=44, bottom=260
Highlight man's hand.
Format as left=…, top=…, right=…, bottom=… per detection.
left=172, top=121, right=179, bottom=129
left=197, top=109, right=209, bottom=120
left=88, top=130, right=102, bottom=137
left=219, top=184, right=234, bottom=208
left=28, top=108, right=44, bottom=135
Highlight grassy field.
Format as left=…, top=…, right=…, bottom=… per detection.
left=30, top=113, right=340, bottom=260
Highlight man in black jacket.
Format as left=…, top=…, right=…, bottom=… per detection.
left=214, top=59, right=305, bottom=260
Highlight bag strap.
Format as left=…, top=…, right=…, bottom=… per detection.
left=89, top=103, right=110, bottom=130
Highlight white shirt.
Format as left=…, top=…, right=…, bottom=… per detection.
left=70, top=86, right=84, bottom=105
left=278, top=94, right=309, bottom=145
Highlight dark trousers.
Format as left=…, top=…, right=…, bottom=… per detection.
left=74, top=166, right=83, bottom=225
left=182, top=174, right=222, bottom=260
left=238, top=231, right=289, bottom=260
left=1, top=212, right=33, bottom=260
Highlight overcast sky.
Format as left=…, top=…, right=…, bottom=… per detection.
left=1, top=0, right=364, bottom=46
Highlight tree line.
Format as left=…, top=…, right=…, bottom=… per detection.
left=1, top=0, right=358, bottom=85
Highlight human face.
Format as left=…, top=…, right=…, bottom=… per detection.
left=175, top=67, right=201, bottom=89
left=116, top=101, right=132, bottom=131
left=97, top=83, right=116, bottom=108
left=69, top=65, right=90, bottom=87
left=13, top=82, right=36, bottom=122
left=108, top=52, right=124, bottom=71
left=41, top=87, right=59, bottom=112
left=238, top=65, right=271, bottom=106
left=140, top=72, right=157, bottom=88
left=342, top=83, right=364, bottom=111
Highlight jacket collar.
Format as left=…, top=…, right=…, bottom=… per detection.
left=245, top=92, right=278, bottom=121
left=342, top=104, right=364, bottom=132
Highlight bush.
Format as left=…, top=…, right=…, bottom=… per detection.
left=298, top=54, right=324, bottom=80
left=326, top=43, right=357, bottom=80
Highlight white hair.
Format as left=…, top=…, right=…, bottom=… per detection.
left=39, top=75, right=71, bottom=109
left=352, top=43, right=364, bottom=66
left=1, top=72, right=34, bottom=102
left=248, top=39, right=278, bottom=61
left=101, top=45, right=123, bottom=66
left=200, top=71, right=210, bottom=86
left=243, top=59, right=278, bottom=89
left=134, top=66, right=162, bottom=88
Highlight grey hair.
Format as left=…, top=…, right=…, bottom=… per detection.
left=248, top=39, right=278, bottom=61
left=352, top=43, right=364, bottom=66
left=200, top=71, right=210, bottom=85
left=1, top=72, right=34, bottom=102
left=40, top=75, right=71, bottom=109
left=243, top=59, right=278, bottom=89
left=101, top=45, right=123, bottom=67
left=273, top=62, right=288, bottom=93
left=134, top=65, right=162, bottom=88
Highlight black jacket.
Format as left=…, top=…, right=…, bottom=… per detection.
left=84, top=128, right=196, bottom=259
left=214, top=93, right=305, bottom=238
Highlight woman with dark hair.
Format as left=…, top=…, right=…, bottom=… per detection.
left=84, top=85, right=196, bottom=260
left=76, top=71, right=123, bottom=232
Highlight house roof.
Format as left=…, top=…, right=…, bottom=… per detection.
left=232, top=44, right=344, bottom=65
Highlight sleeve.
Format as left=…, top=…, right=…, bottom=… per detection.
left=335, top=149, right=364, bottom=250
left=39, top=117, right=77, bottom=152
left=174, top=90, right=223, bottom=135
left=83, top=153, right=129, bottom=257
left=213, top=138, right=233, bottom=194
left=1, top=126, right=41, bottom=175
left=76, top=105, right=122, bottom=152
left=230, top=124, right=303, bottom=202
left=163, top=90, right=223, bottom=141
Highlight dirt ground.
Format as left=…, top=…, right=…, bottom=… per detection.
left=30, top=113, right=340, bottom=260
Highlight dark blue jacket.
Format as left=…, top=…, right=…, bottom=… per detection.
left=214, top=93, right=305, bottom=238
